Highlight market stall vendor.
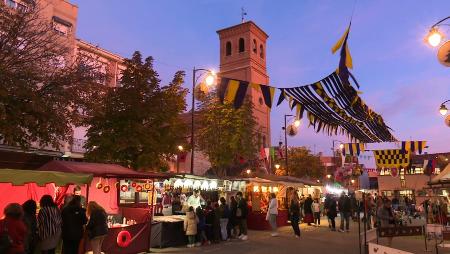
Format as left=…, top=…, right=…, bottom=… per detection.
left=186, top=190, right=205, bottom=210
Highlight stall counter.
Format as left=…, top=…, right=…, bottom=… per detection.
left=247, top=209, right=289, bottom=230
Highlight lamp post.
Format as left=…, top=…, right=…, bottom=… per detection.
left=439, top=99, right=450, bottom=116
left=425, top=16, right=450, bottom=47
left=191, top=67, right=216, bottom=175
left=282, top=114, right=300, bottom=176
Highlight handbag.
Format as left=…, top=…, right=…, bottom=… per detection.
left=0, top=221, right=13, bottom=253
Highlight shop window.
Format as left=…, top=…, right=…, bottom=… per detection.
left=52, top=16, right=72, bottom=36
left=239, top=38, right=245, bottom=52
left=225, top=41, right=232, bottom=56
left=260, top=44, right=264, bottom=58
left=253, top=39, right=257, bottom=53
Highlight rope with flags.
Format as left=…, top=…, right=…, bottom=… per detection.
left=214, top=24, right=397, bottom=143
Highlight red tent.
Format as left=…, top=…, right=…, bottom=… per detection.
left=38, top=160, right=169, bottom=179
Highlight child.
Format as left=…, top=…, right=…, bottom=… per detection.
left=196, top=207, right=209, bottom=246
left=312, top=199, right=321, bottom=226
left=184, top=206, right=198, bottom=248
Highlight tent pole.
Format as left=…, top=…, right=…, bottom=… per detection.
left=86, top=183, right=90, bottom=204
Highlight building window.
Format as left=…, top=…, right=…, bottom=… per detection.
left=262, top=135, right=266, bottom=148
left=260, top=44, right=264, bottom=58
left=225, top=41, right=232, bottom=56
left=253, top=39, right=257, bottom=53
left=239, top=38, right=245, bottom=53
left=5, top=0, right=16, bottom=8
left=52, top=16, right=72, bottom=36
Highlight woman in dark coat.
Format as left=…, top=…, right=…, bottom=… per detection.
left=303, top=195, right=314, bottom=225
left=62, top=196, right=88, bottom=254
left=327, top=196, right=338, bottom=231
left=86, top=201, right=108, bottom=254
left=22, top=200, right=37, bottom=254
left=289, top=192, right=301, bottom=238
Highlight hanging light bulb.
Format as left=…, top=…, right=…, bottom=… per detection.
left=440, top=104, right=448, bottom=116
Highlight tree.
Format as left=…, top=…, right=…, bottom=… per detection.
left=84, top=52, right=188, bottom=170
left=196, top=93, right=258, bottom=177
left=275, top=147, right=325, bottom=178
left=0, top=2, right=104, bottom=149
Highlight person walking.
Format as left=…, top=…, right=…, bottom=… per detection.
left=228, top=196, right=237, bottom=239
left=22, top=200, right=37, bottom=254
left=327, top=196, right=338, bottom=231
left=184, top=206, right=198, bottom=248
left=312, top=198, right=321, bottom=227
left=377, top=199, right=395, bottom=246
left=86, top=201, right=108, bottom=254
left=61, top=196, right=88, bottom=254
left=0, top=203, right=27, bottom=254
left=37, top=195, right=62, bottom=254
left=218, top=197, right=230, bottom=241
left=236, top=192, right=248, bottom=240
left=338, top=192, right=351, bottom=233
left=303, top=195, right=314, bottom=226
left=267, top=193, right=279, bottom=236
left=289, top=191, right=301, bottom=238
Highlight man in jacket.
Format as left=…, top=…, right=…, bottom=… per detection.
left=338, top=192, right=351, bottom=232
left=236, top=192, right=248, bottom=240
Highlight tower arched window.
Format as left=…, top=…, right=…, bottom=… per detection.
left=253, top=39, right=257, bottom=53
left=226, top=41, right=232, bottom=56
left=239, top=38, right=245, bottom=53
left=260, top=44, right=264, bottom=58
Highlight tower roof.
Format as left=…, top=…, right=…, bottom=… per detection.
left=216, top=21, right=268, bottom=39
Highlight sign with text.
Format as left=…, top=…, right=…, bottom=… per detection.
left=368, top=243, right=413, bottom=254
left=378, top=226, right=423, bottom=238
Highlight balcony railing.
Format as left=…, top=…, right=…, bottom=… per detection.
left=72, top=138, right=86, bottom=153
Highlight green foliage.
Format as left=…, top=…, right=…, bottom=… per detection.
left=0, top=3, right=104, bottom=148
left=84, top=52, right=188, bottom=170
left=196, top=94, right=258, bottom=176
left=275, top=147, right=325, bottom=178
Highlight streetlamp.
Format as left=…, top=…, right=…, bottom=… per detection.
left=176, top=145, right=183, bottom=173
left=282, top=114, right=300, bottom=176
left=191, top=67, right=216, bottom=175
left=425, top=16, right=450, bottom=47
left=439, top=100, right=450, bottom=116
left=275, top=164, right=281, bottom=170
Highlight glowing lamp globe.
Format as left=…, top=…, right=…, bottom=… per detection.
left=440, top=104, right=448, bottom=116
left=205, top=74, right=215, bottom=86
left=427, top=28, right=443, bottom=47
left=294, top=119, right=301, bottom=127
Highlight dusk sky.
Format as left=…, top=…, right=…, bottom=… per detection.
left=72, top=0, right=450, bottom=165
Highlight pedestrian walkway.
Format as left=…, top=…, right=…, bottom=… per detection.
left=149, top=218, right=450, bottom=254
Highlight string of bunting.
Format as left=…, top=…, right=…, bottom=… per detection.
left=216, top=24, right=396, bottom=143
left=342, top=143, right=365, bottom=156
left=373, top=149, right=410, bottom=169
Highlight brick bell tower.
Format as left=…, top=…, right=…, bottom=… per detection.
left=217, top=21, right=271, bottom=150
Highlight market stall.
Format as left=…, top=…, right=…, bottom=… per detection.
left=149, top=174, right=221, bottom=248
left=38, top=160, right=170, bottom=254
left=243, top=175, right=307, bottom=230
left=0, top=168, right=93, bottom=217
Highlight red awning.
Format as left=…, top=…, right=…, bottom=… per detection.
left=38, top=160, right=170, bottom=179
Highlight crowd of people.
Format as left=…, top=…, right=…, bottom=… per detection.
left=0, top=186, right=108, bottom=254
left=183, top=191, right=249, bottom=248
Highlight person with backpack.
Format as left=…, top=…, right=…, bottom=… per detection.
left=195, top=207, right=209, bottom=246
left=218, top=197, right=230, bottom=241
left=0, top=203, right=27, bottom=254
left=326, top=195, right=338, bottom=231
left=236, top=192, right=248, bottom=240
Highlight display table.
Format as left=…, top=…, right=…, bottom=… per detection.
left=247, top=209, right=289, bottom=230
left=100, top=222, right=151, bottom=254
left=151, top=215, right=187, bottom=248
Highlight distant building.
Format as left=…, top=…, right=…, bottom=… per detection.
left=0, top=0, right=125, bottom=166
left=376, top=152, right=449, bottom=204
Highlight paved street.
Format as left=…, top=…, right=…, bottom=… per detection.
left=150, top=219, right=450, bottom=254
